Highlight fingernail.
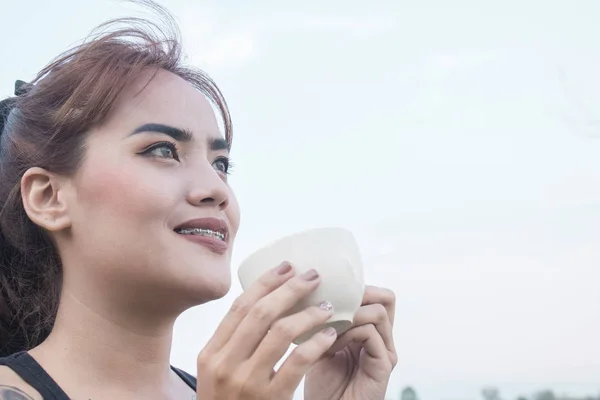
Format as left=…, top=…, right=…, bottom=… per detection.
left=319, top=301, right=334, bottom=312
left=275, top=262, right=292, bottom=275
left=301, top=269, right=319, bottom=281
left=322, top=327, right=337, bottom=336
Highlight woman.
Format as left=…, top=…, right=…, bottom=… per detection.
left=0, top=2, right=396, bottom=399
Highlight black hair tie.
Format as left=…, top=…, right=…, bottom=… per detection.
left=14, top=80, right=32, bottom=97
left=0, top=80, right=30, bottom=135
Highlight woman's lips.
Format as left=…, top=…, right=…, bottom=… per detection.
left=177, top=232, right=228, bottom=255
left=173, top=217, right=230, bottom=255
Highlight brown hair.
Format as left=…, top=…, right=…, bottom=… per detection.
left=0, top=0, right=232, bottom=356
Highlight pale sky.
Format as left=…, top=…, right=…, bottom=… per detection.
left=2, top=1, right=600, bottom=399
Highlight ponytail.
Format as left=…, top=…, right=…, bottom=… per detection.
left=0, top=83, right=61, bottom=356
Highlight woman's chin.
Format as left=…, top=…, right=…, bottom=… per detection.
left=203, top=279, right=232, bottom=301
left=178, top=275, right=232, bottom=305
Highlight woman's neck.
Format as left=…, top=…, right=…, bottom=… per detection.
left=29, top=288, right=188, bottom=399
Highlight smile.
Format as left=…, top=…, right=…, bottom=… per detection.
left=175, top=228, right=225, bottom=241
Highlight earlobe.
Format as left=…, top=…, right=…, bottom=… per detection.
left=21, top=167, right=72, bottom=232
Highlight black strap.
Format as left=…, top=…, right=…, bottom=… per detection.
left=171, top=366, right=197, bottom=389
left=0, top=352, right=197, bottom=398
left=0, top=351, right=69, bottom=400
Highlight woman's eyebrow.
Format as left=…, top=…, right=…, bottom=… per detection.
left=209, top=137, right=230, bottom=152
left=129, top=123, right=193, bottom=142
left=130, top=123, right=229, bottom=152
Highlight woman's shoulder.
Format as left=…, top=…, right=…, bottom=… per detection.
left=0, top=365, right=43, bottom=400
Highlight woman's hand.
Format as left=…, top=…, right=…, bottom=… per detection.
left=304, top=286, right=397, bottom=400
left=196, top=263, right=337, bottom=400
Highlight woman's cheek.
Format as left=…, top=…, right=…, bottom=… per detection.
left=75, top=160, right=179, bottom=218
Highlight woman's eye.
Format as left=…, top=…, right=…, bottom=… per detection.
left=141, top=142, right=180, bottom=161
left=213, top=157, right=231, bottom=174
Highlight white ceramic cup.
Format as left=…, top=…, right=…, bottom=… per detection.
left=237, top=227, right=365, bottom=344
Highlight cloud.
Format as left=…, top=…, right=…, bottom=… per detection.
left=199, top=33, right=255, bottom=69
left=178, top=9, right=257, bottom=69
left=175, top=7, right=397, bottom=68
left=428, top=50, right=499, bottom=73
left=294, top=15, right=397, bottom=37
left=246, top=13, right=397, bottom=38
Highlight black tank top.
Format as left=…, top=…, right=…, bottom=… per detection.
left=0, top=351, right=197, bottom=399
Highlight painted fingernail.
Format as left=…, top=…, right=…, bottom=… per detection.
left=276, top=262, right=292, bottom=275
left=301, top=269, right=319, bottom=281
left=322, top=327, right=337, bottom=336
left=319, top=301, right=334, bottom=312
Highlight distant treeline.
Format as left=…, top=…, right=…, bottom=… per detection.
left=395, top=386, right=600, bottom=400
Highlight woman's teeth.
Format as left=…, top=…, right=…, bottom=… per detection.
left=176, top=228, right=225, bottom=241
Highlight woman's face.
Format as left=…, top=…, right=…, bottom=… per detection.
left=59, top=70, right=240, bottom=308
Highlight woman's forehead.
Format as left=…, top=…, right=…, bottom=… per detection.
left=105, top=69, right=219, bottom=135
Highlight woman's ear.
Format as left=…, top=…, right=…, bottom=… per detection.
left=21, top=167, right=72, bottom=231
